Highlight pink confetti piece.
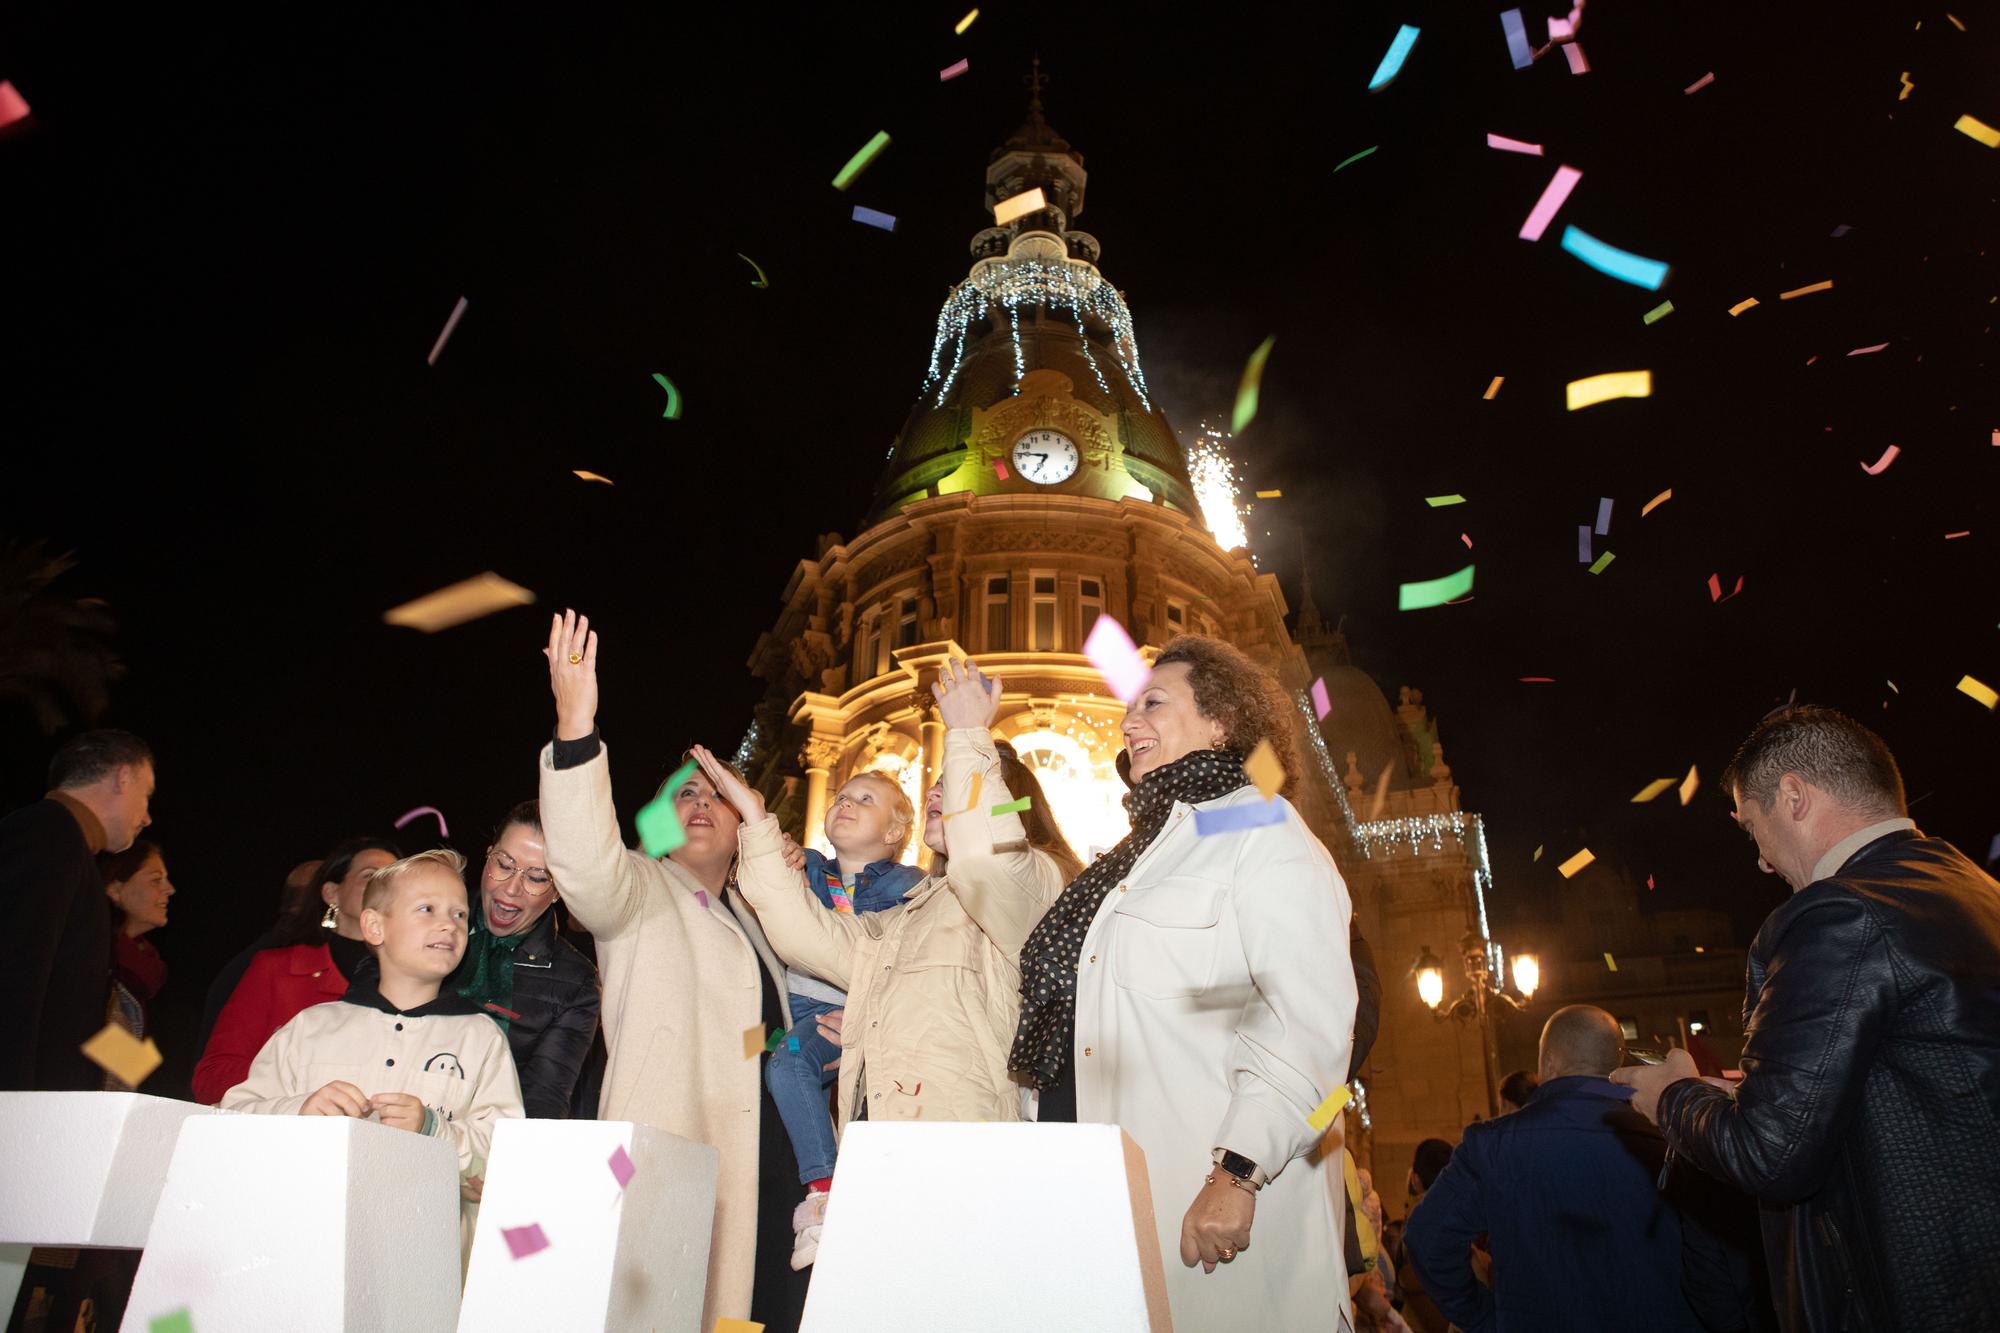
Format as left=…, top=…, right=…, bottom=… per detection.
left=1083, top=616, right=1150, bottom=704
left=1847, top=342, right=1889, bottom=356
left=1311, top=677, right=1331, bottom=720
left=1562, top=42, right=1590, bottom=74
left=0, top=80, right=30, bottom=130
left=1519, top=676, right=1556, bottom=683
left=939, top=58, right=969, bottom=81
left=1683, top=71, right=1715, bottom=94
left=1461, top=532, right=1473, bottom=548
left=1519, top=165, right=1582, bottom=241
left=503, top=1223, right=550, bottom=1259
left=995, top=460, right=1009, bottom=480
left=1989, top=428, right=1997, bottom=446
left=1486, top=132, right=1544, bottom=155
left=608, top=1145, right=635, bottom=1189
left=393, top=805, right=449, bottom=837
left=1708, top=573, right=1745, bottom=603
left=1546, top=14, right=1574, bottom=39
left=1945, top=530, right=1970, bottom=539
left=695, top=890, right=709, bottom=908
left=1860, top=444, right=1901, bottom=475
left=426, top=296, right=468, bottom=367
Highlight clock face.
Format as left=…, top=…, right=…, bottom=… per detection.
left=1011, top=430, right=1080, bottom=485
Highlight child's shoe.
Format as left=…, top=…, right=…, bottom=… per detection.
left=790, top=1189, right=830, bottom=1270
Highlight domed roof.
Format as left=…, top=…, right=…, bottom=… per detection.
left=1316, top=664, right=1408, bottom=795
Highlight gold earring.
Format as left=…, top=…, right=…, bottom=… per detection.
left=320, top=903, right=339, bottom=931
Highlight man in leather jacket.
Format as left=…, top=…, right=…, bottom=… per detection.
left=1616, top=706, right=2000, bottom=1331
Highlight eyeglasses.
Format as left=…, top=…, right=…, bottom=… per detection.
left=486, top=848, right=555, bottom=896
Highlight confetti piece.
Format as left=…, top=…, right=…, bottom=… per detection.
left=0, top=81, right=32, bottom=130
left=1461, top=533, right=1474, bottom=548
left=716, top=1321, right=766, bottom=1333
left=1631, top=778, right=1676, bottom=803
left=1954, top=115, right=2000, bottom=148
left=1959, top=675, right=2000, bottom=709
left=1683, top=71, right=1714, bottom=94
left=1486, top=133, right=1543, bottom=155
left=1566, top=370, right=1651, bottom=410
left=503, top=1224, right=550, bottom=1260
left=1708, top=573, right=1745, bottom=603
left=1483, top=376, right=1504, bottom=400
left=1562, top=43, right=1590, bottom=74
left=1947, top=12, right=1965, bottom=29
left=393, top=806, right=449, bottom=837
left=1946, top=531, right=1970, bottom=539
left=651, top=372, right=683, bottom=419
left=1643, top=301, right=1674, bottom=324
left=1500, top=8, right=1534, bottom=69
left=788, top=1036, right=800, bottom=1052
left=1365, top=761, right=1395, bottom=821
left=148, top=1314, right=194, bottom=1333
left=953, top=8, right=978, bottom=34
left=1578, top=526, right=1593, bottom=563
left=608, top=1145, right=636, bottom=1189
left=384, top=573, right=535, bottom=634
left=1831, top=224, right=1852, bottom=237
left=1594, top=497, right=1613, bottom=535
left=1307, top=1086, right=1353, bottom=1133
left=1083, top=616, right=1150, bottom=703
left=1780, top=280, right=1834, bottom=300
left=1860, top=444, right=1901, bottom=475
left=744, top=1025, right=767, bottom=1060
left=1647, top=874, right=1655, bottom=890
left=1244, top=740, right=1284, bottom=800
left=426, top=296, right=468, bottom=367
left=1642, top=488, right=1672, bottom=516
left=1560, top=227, right=1669, bottom=289
left=483, top=1002, right=522, bottom=1021
left=1312, top=677, right=1332, bottom=720
left=1533, top=845, right=1544, bottom=861
left=832, top=131, right=891, bottom=191
left=1603, top=952, right=1618, bottom=972
left=1193, top=802, right=1288, bottom=836
left=573, top=470, right=614, bottom=485
left=1519, top=165, right=1582, bottom=241
left=939, top=58, right=969, bottom=82
left=1333, top=145, right=1380, bottom=172
left=1232, top=335, right=1277, bottom=434
left=81, top=1023, right=162, bottom=1087
left=695, top=890, right=709, bottom=908
left=949, top=772, right=985, bottom=819
left=1888, top=680, right=1900, bottom=694
left=1519, top=676, right=1555, bottom=683
left=1679, top=765, right=1700, bottom=806
left=1898, top=72, right=1914, bottom=101
left=1427, top=495, right=1467, bottom=507
left=1588, top=551, right=1615, bottom=574
left=990, top=796, right=1031, bottom=816
left=1558, top=848, right=1595, bottom=878
left=763, top=1026, right=789, bottom=1054
left=737, top=253, right=770, bottom=288
left=995, top=461, right=1009, bottom=480
left=1847, top=343, right=1888, bottom=356
left=1255, top=489, right=1283, bottom=499
left=1398, top=564, right=1475, bottom=611
left=636, top=759, right=699, bottom=857
left=1367, top=25, right=1421, bottom=91
left=852, top=205, right=898, bottom=232
left=993, top=187, right=1047, bottom=226
left=1728, top=298, right=1760, bottom=316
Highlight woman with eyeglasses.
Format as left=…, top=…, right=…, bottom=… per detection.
left=449, top=800, right=601, bottom=1122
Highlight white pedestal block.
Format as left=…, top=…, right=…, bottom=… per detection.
left=121, top=1114, right=463, bottom=1333
left=801, top=1123, right=1172, bottom=1333
left=0, top=1092, right=217, bottom=1317
left=457, top=1119, right=718, bottom=1333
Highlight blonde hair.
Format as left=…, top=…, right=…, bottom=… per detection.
left=846, top=770, right=916, bottom=857
left=361, top=847, right=468, bottom=914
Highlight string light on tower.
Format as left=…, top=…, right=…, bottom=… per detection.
left=1187, top=422, right=1249, bottom=552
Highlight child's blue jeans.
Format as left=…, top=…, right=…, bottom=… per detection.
left=767, top=992, right=842, bottom=1185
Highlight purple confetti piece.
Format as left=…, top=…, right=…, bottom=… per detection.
left=852, top=205, right=898, bottom=232
left=503, top=1223, right=550, bottom=1259
left=1500, top=8, right=1533, bottom=69
left=1194, top=802, right=1288, bottom=837
left=1594, top=497, right=1613, bottom=536
left=1084, top=615, right=1151, bottom=703
left=1311, top=677, right=1332, bottom=721
left=695, top=890, right=709, bottom=909
left=426, top=296, right=468, bottom=367
left=1578, top=525, right=1592, bottom=563
left=1831, top=224, right=1852, bottom=237
left=939, top=58, right=969, bottom=81
left=393, top=805, right=448, bottom=837
left=608, top=1145, right=635, bottom=1189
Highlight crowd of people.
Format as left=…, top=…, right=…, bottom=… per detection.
left=3, top=611, right=1998, bottom=1332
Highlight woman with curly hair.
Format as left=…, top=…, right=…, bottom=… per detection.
left=1011, top=633, right=1359, bottom=1332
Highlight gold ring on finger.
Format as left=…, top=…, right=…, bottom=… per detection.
left=568, top=653, right=583, bottom=664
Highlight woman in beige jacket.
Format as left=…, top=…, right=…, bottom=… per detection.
left=691, top=657, right=1079, bottom=1140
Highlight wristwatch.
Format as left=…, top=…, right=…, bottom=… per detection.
left=1211, top=1147, right=1268, bottom=1191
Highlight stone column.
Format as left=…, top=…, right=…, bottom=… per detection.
left=800, top=736, right=845, bottom=849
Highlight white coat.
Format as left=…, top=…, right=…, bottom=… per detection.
left=1071, top=784, right=1358, bottom=1332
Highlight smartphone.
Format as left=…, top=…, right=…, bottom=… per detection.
left=1625, top=1045, right=1669, bottom=1066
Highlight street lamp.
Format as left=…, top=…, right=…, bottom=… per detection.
left=1414, top=946, right=1446, bottom=1010
left=1412, top=931, right=1539, bottom=1117
left=1511, top=953, right=1540, bottom=1001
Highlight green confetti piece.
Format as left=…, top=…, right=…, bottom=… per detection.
left=1232, top=335, right=1277, bottom=435
left=651, top=373, right=682, bottom=420
left=990, top=797, right=1031, bottom=816
left=1642, top=300, right=1675, bottom=325
left=832, top=130, right=891, bottom=191
left=1588, top=551, right=1616, bottom=574
left=1333, top=145, right=1379, bottom=172
left=764, top=1026, right=789, bottom=1053
left=150, top=1313, right=195, bottom=1333
left=1424, top=494, right=1467, bottom=507
left=1397, top=564, right=1474, bottom=611
left=635, top=759, right=699, bottom=857
left=737, top=253, right=770, bottom=289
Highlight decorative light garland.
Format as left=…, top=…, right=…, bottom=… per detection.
left=921, top=255, right=1153, bottom=411
left=732, top=718, right=761, bottom=774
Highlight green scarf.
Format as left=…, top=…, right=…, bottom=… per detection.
left=454, top=894, right=527, bottom=1031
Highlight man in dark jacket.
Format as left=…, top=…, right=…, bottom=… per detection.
left=0, top=729, right=155, bottom=1090
left=1405, top=1004, right=1730, bottom=1332
left=1617, top=706, right=2000, bottom=1332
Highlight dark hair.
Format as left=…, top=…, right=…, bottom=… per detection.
left=994, top=741, right=1084, bottom=882
left=1721, top=705, right=1906, bottom=817
left=1411, top=1138, right=1454, bottom=1191
left=1151, top=635, right=1300, bottom=793
left=269, top=834, right=401, bottom=946
left=48, top=729, right=153, bottom=791
left=1499, top=1069, right=1540, bottom=1109
left=495, top=800, right=542, bottom=839
left=99, top=838, right=162, bottom=887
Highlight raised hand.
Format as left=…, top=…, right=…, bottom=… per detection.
left=301, top=1080, right=369, bottom=1117
left=544, top=609, right=599, bottom=741
left=690, top=744, right=767, bottom=823
left=932, top=657, right=1002, bottom=730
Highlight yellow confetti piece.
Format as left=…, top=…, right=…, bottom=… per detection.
left=716, top=1322, right=766, bottom=1333
left=1641, top=488, right=1673, bottom=516
left=953, top=7, right=978, bottom=34
left=1955, top=114, right=2000, bottom=148
left=81, top=1024, right=163, bottom=1087
left=1728, top=297, right=1760, bottom=316
left=1565, top=370, right=1651, bottom=411
left=993, top=187, right=1048, bottom=226
left=1631, top=778, right=1676, bottom=803
left=1678, top=764, right=1701, bottom=806
left=1533, top=845, right=1544, bottom=861
left=1779, top=280, right=1834, bottom=299
left=743, top=1025, right=766, bottom=1060
left=1307, top=1085, right=1353, bottom=1133
left=1558, top=848, right=1595, bottom=879
left=1244, top=740, right=1284, bottom=801
left=1254, top=489, right=1282, bottom=499
left=1603, top=952, right=1618, bottom=972
left=384, top=572, right=535, bottom=634
left=944, top=771, right=985, bottom=818
left=1483, top=375, right=1504, bottom=400
left=1958, top=675, right=2000, bottom=709
left=572, top=470, right=614, bottom=485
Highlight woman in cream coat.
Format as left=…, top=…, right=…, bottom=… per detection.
left=1012, top=633, right=1360, bottom=1332
left=538, top=611, right=803, bottom=1332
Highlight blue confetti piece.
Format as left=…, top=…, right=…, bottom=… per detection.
left=787, top=1035, right=800, bottom=1052
left=851, top=205, right=898, bottom=232
left=1368, top=24, right=1421, bottom=90
left=1594, top=497, right=1613, bottom=536
left=1193, top=801, right=1288, bottom=837
left=1500, top=8, right=1534, bottom=70
left=1560, top=226, right=1670, bottom=291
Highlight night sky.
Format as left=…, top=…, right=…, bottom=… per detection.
left=3, top=1, right=1995, bottom=1080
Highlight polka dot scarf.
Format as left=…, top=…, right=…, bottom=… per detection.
left=1009, top=747, right=1249, bottom=1091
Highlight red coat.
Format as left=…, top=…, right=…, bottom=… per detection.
left=192, top=942, right=349, bottom=1104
